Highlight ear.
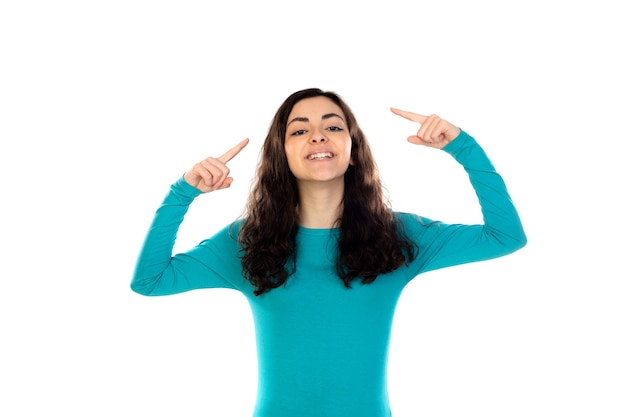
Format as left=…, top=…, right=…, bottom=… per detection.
left=349, top=140, right=355, bottom=165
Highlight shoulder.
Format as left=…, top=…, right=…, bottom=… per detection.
left=393, top=211, right=437, bottom=226
left=199, top=218, right=247, bottom=248
left=393, top=211, right=418, bottom=225
left=392, top=211, right=438, bottom=234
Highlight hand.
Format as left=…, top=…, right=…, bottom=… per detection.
left=390, top=108, right=460, bottom=149
left=184, top=138, right=249, bottom=193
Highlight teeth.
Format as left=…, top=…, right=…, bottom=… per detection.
left=307, top=152, right=334, bottom=160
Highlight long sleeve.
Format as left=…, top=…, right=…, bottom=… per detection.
left=131, top=177, right=244, bottom=296
left=403, top=129, right=527, bottom=277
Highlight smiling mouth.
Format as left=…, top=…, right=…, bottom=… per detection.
left=307, top=152, right=335, bottom=160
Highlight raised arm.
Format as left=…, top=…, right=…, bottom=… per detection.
left=131, top=139, right=249, bottom=295
left=390, top=109, right=527, bottom=275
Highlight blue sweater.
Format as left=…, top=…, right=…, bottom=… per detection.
left=132, top=131, right=527, bottom=416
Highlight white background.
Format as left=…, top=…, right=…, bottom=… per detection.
left=1, top=1, right=624, bottom=416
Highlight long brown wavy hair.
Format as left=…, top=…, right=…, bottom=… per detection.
left=238, top=88, right=417, bottom=295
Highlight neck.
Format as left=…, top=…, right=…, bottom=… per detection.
left=296, top=179, right=344, bottom=229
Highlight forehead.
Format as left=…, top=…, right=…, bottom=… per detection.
left=288, top=96, right=345, bottom=119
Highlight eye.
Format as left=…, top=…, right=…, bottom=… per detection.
left=328, top=126, right=343, bottom=132
left=291, top=129, right=307, bottom=136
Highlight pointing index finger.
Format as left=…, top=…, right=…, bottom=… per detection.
left=218, top=138, right=249, bottom=163
left=390, top=107, right=427, bottom=124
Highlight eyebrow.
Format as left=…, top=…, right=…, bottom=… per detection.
left=287, top=113, right=345, bottom=127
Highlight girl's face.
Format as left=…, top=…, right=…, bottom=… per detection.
left=284, top=96, right=353, bottom=185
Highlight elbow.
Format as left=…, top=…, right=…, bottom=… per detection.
left=130, top=282, right=148, bottom=296
left=485, top=224, right=527, bottom=256
left=506, top=228, right=528, bottom=254
left=511, top=235, right=527, bottom=253
left=518, top=232, right=528, bottom=249
left=130, top=277, right=156, bottom=296
left=515, top=222, right=528, bottom=249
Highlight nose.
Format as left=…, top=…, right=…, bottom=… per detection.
left=310, top=127, right=327, bottom=143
